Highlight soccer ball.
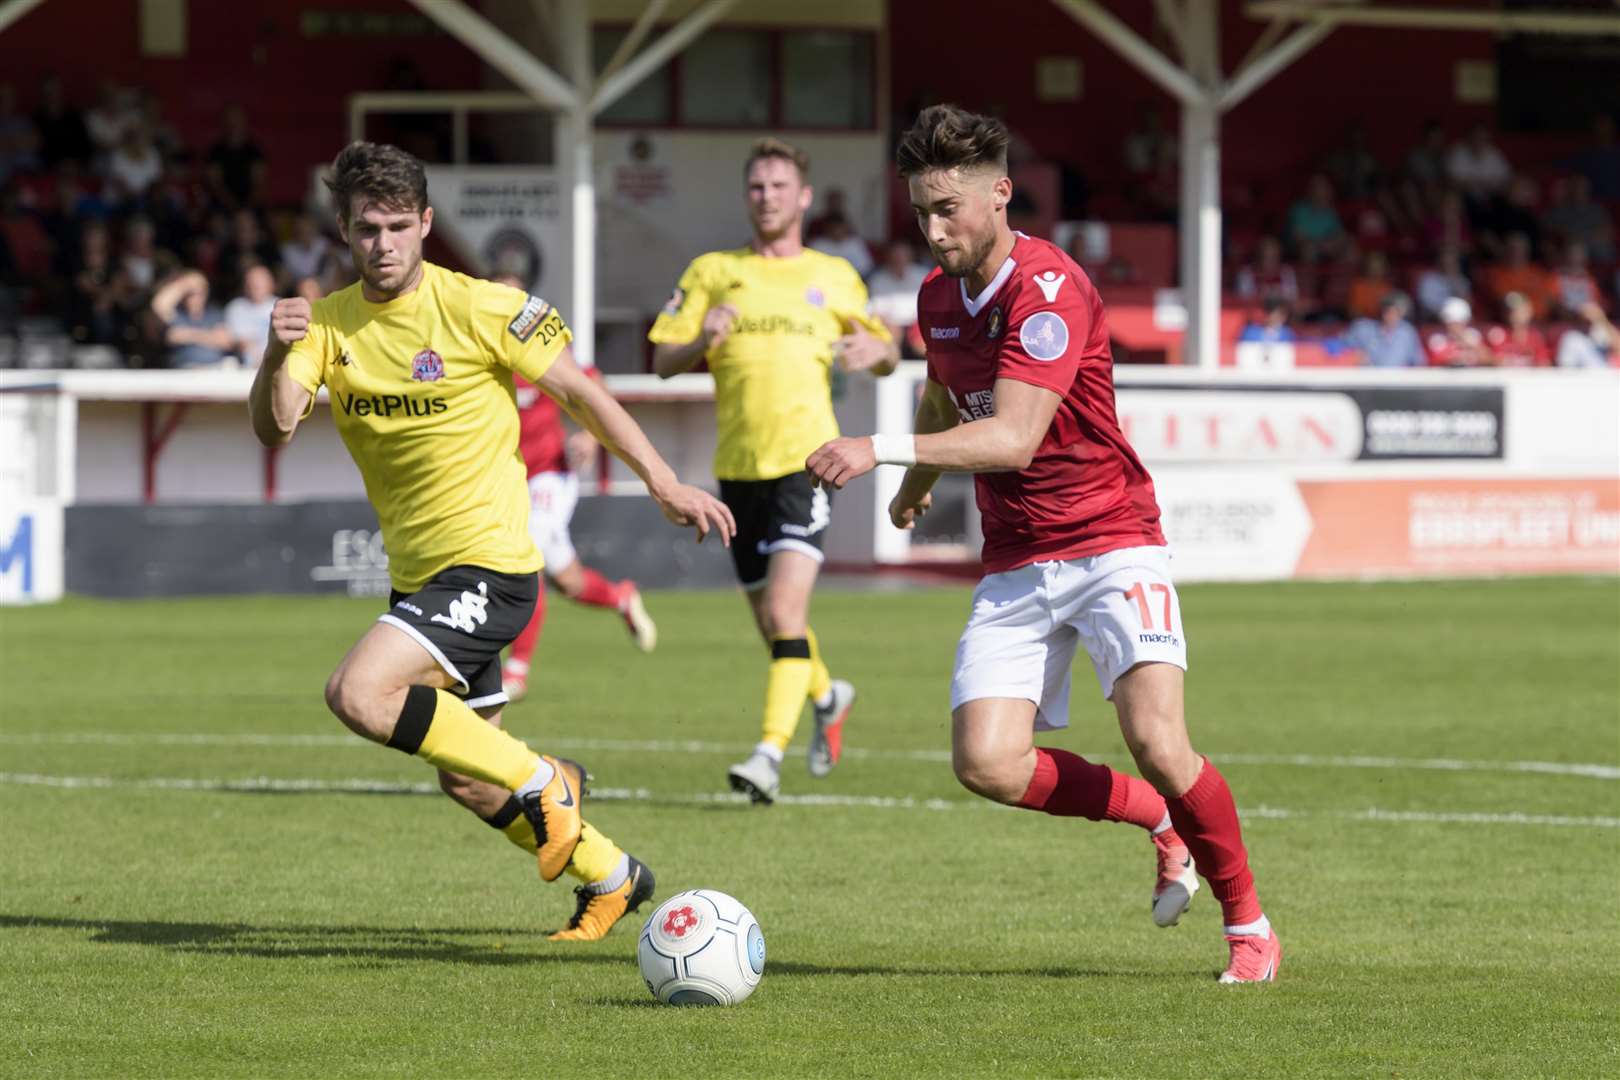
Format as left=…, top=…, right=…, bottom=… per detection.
left=637, top=889, right=765, bottom=1006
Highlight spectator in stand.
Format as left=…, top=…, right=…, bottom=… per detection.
left=1404, top=119, right=1449, bottom=192
left=1324, top=121, right=1381, bottom=202
left=1427, top=297, right=1492, bottom=367
left=1346, top=291, right=1424, bottom=368
left=65, top=222, right=130, bottom=346
left=117, top=215, right=177, bottom=295
left=1415, top=246, right=1472, bottom=321
left=137, top=89, right=182, bottom=165
left=1568, top=113, right=1620, bottom=201
left=1556, top=301, right=1616, bottom=368
left=807, top=213, right=874, bottom=278
left=1485, top=292, right=1551, bottom=367
left=0, top=183, right=51, bottom=285
left=223, top=262, right=275, bottom=366
left=806, top=187, right=850, bottom=242
left=1286, top=173, right=1348, bottom=262
left=33, top=76, right=90, bottom=168
left=1423, top=189, right=1473, bottom=258
left=1483, top=174, right=1543, bottom=260
left=1551, top=242, right=1604, bottom=319
left=217, top=208, right=279, bottom=293
left=205, top=105, right=266, bottom=211
left=1446, top=123, right=1512, bottom=213
left=1234, top=235, right=1301, bottom=306
left=1484, top=232, right=1554, bottom=319
left=279, top=214, right=332, bottom=285
left=150, top=269, right=235, bottom=369
left=1238, top=297, right=1297, bottom=344
left=84, top=82, right=138, bottom=169
left=1542, top=175, right=1615, bottom=263
left=0, top=85, right=41, bottom=185
left=1347, top=250, right=1396, bottom=319
left=294, top=274, right=324, bottom=304
left=105, top=124, right=163, bottom=204
left=866, top=238, right=931, bottom=358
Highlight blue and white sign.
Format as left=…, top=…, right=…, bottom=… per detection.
left=0, top=500, right=64, bottom=604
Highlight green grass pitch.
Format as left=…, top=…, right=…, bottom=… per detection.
left=1, top=578, right=1616, bottom=1078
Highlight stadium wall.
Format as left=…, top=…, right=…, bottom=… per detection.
left=2, top=367, right=1614, bottom=599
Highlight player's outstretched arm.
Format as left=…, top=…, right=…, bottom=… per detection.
left=539, top=347, right=736, bottom=546
left=835, top=322, right=899, bottom=377
left=807, top=377, right=1059, bottom=491
left=248, top=297, right=315, bottom=448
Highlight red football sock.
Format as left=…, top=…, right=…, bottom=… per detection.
left=574, top=567, right=622, bottom=610
left=1166, top=757, right=1262, bottom=926
left=506, top=587, right=546, bottom=669
left=1016, top=748, right=1168, bottom=830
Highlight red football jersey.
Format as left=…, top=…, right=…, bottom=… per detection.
left=515, top=374, right=568, bottom=477
left=919, top=234, right=1165, bottom=573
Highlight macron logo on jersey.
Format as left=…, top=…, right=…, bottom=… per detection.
left=930, top=326, right=960, bottom=340
left=1033, top=271, right=1066, bottom=302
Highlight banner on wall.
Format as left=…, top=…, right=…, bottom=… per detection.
left=1155, top=472, right=1620, bottom=581
left=423, top=166, right=565, bottom=309
left=0, top=499, right=64, bottom=604
left=1118, top=385, right=1505, bottom=465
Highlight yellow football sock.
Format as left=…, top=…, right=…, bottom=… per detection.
left=805, top=626, right=832, bottom=704
left=386, top=686, right=539, bottom=789
left=492, top=800, right=539, bottom=855
left=566, top=822, right=624, bottom=884
left=761, top=637, right=813, bottom=752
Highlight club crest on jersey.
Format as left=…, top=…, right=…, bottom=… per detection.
left=986, top=305, right=1004, bottom=339
left=1020, top=311, right=1069, bottom=361
left=805, top=286, right=826, bottom=308
left=506, top=294, right=551, bottom=343
left=410, top=348, right=445, bottom=382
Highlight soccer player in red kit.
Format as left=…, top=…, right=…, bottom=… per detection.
left=807, top=105, right=1281, bottom=983
left=493, top=279, right=657, bottom=703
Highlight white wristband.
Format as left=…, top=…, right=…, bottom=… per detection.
left=870, top=433, right=917, bottom=467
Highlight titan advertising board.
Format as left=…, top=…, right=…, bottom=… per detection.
left=1116, top=384, right=1506, bottom=464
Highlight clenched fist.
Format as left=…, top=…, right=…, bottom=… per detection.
left=270, top=297, right=312, bottom=347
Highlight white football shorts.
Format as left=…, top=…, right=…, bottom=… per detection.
left=950, top=545, right=1188, bottom=730
left=527, top=471, right=580, bottom=573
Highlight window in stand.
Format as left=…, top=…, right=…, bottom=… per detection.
left=782, top=30, right=874, bottom=129
left=679, top=30, right=772, bottom=126
left=592, top=28, right=672, bottom=125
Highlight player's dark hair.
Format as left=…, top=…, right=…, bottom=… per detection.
left=895, top=105, right=1009, bottom=178
left=744, top=136, right=809, bottom=180
left=325, top=140, right=429, bottom=222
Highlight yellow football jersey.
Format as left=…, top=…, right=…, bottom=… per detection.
left=648, top=247, right=890, bottom=481
left=285, top=262, right=571, bottom=593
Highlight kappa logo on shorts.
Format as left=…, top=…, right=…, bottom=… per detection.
left=410, top=349, right=445, bottom=382
left=430, top=581, right=490, bottom=633
left=507, top=294, right=551, bottom=343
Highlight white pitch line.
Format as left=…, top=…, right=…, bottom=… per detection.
left=0, top=772, right=1615, bottom=829
left=2, top=731, right=1616, bottom=781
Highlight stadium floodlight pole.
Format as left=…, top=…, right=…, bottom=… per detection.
left=1049, top=0, right=1207, bottom=109
left=404, top=0, right=581, bottom=112
left=558, top=0, right=596, bottom=368
left=596, top=0, right=671, bottom=88
left=1217, top=20, right=1335, bottom=111
left=589, top=0, right=738, bottom=117
left=1178, top=0, right=1221, bottom=373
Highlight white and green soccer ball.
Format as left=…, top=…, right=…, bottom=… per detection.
left=637, top=889, right=765, bottom=1006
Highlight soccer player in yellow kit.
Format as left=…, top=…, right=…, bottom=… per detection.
left=248, top=141, right=734, bottom=940
left=649, top=138, right=897, bottom=803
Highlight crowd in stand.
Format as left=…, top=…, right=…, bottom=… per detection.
left=0, top=78, right=353, bottom=370
left=1224, top=117, right=1618, bottom=367
left=1, top=75, right=1614, bottom=371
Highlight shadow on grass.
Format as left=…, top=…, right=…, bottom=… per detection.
left=0, top=915, right=1191, bottom=979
